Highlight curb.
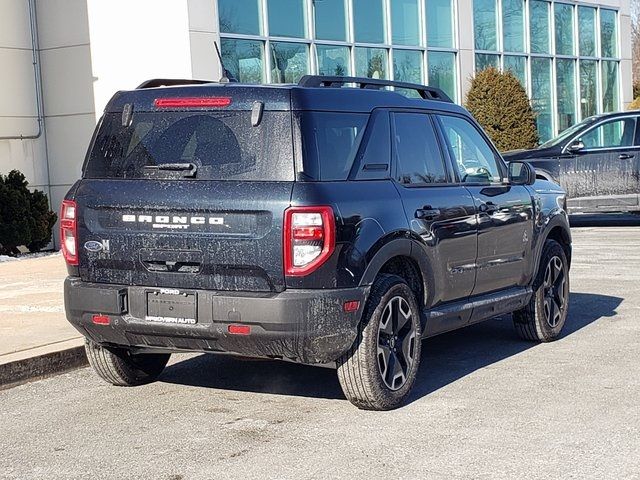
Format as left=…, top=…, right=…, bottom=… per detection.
left=0, top=345, right=88, bottom=390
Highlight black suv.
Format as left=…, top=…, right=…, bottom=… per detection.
left=504, top=111, right=640, bottom=214
left=62, top=76, right=572, bottom=410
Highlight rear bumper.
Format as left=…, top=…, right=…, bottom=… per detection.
left=64, top=277, right=368, bottom=364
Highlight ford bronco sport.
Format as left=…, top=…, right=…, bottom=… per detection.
left=62, top=76, right=571, bottom=410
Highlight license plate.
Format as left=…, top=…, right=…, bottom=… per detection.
left=146, top=289, right=197, bottom=325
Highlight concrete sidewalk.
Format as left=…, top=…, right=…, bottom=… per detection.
left=0, top=253, right=86, bottom=388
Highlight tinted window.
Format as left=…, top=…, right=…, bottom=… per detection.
left=84, top=111, right=294, bottom=181
left=354, top=111, right=391, bottom=180
left=438, top=115, right=502, bottom=183
left=300, top=112, right=368, bottom=181
left=580, top=118, right=637, bottom=149
left=392, top=113, right=447, bottom=185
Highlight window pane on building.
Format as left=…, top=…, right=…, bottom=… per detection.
left=221, top=39, right=265, bottom=84
left=504, top=55, right=526, bottom=87
left=427, top=0, right=454, bottom=48
left=317, top=45, right=351, bottom=76
left=579, top=60, right=597, bottom=119
left=602, top=61, right=619, bottom=112
left=219, top=0, right=262, bottom=35
left=314, top=0, right=347, bottom=41
left=578, top=6, right=596, bottom=57
left=531, top=57, right=553, bottom=141
left=502, top=0, right=524, bottom=52
left=554, top=3, right=574, bottom=56
left=428, top=51, right=457, bottom=101
left=268, top=0, right=306, bottom=38
left=474, top=0, right=498, bottom=50
left=529, top=0, right=550, bottom=54
left=271, top=42, right=309, bottom=83
left=475, top=53, right=499, bottom=71
left=355, top=47, right=388, bottom=79
left=556, top=58, right=576, bottom=132
left=353, top=0, right=385, bottom=43
left=393, top=49, right=423, bottom=83
left=600, top=9, right=617, bottom=58
left=392, top=0, right=420, bottom=45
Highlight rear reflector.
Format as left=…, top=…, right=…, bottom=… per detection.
left=154, top=97, right=232, bottom=108
left=343, top=301, right=360, bottom=312
left=92, top=314, right=110, bottom=325
left=228, top=324, right=251, bottom=335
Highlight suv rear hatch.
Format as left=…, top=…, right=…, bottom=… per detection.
left=74, top=86, right=294, bottom=292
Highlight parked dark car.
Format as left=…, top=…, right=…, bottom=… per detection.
left=503, top=111, right=640, bottom=214
left=62, top=76, right=572, bottom=410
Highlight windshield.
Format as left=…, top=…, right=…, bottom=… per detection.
left=539, top=116, right=599, bottom=148
left=84, top=111, right=294, bottom=181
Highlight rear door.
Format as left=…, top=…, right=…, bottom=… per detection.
left=566, top=116, right=640, bottom=211
left=435, top=113, right=535, bottom=296
left=76, top=104, right=294, bottom=293
left=390, top=111, right=478, bottom=306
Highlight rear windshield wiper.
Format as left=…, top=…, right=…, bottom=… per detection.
left=143, top=163, right=197, bottom=178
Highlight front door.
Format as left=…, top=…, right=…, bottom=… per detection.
left=567, top=116, right=640, bottom=211
left=390, top=111, right=478, bottom=306
left=435, top=113, right=535, bottom=296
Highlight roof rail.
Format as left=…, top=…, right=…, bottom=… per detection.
left=136, top=78, right=214, bottom=89
left=297, top=75, right=453, bottom=103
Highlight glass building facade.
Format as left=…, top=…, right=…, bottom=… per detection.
left=473, top=0, right=621, bottom=140
left=218, top=0, right=623, bottom=141
left=218, top=0, right=459, bottom=101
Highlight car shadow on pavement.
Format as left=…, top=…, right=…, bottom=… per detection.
left=159, top=292, right=622, bottom=404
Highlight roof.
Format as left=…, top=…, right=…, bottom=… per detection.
left=104, top=76, right=468, bottom=116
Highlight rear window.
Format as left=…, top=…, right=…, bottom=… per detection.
left=84, top=111, right=294, bottom=181
left=300, top=112, right=368, bottom=181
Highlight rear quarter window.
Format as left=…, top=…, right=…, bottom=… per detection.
left=84, top=110, right=294, bottom=181
left=299, top=112, right=369, bottom=181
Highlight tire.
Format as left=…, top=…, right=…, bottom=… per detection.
left=85, top=340, right=170, bottom=386
left=513, top=239, right=570, bottom=342
left=337, top=274, right=422, bottom=411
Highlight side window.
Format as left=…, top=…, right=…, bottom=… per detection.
left=438, top=115, right=503, bottom=184
left=579, top=118, right=637, bottom=149
left=300, top=112, right=368, bottom=180
left=392, top=112, right=448, bottom=185
left=354, top=110, right=391, bottom=180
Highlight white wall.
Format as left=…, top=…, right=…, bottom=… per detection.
left=0, top=0, right=48, bottom=194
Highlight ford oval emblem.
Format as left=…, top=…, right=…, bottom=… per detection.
left=84, top=240, right=103, bottom=253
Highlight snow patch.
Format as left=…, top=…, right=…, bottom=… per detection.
left=0, top=251, right=61, bottom=263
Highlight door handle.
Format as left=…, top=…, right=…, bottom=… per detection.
left=479, top=201, right=499, bottom=214
left=415, top=206, right=441, bottom=220
left=619, top=153, right=635, bottom=160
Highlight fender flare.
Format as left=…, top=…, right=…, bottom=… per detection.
left=532, top=213, right=571, bottom=281
left=358, top=236, right=434, bottom=308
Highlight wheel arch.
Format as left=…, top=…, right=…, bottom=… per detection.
left=359, top=237, right=433, bottom=310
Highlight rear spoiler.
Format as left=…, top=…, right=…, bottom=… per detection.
left=136, top=79, right=214, bottom=89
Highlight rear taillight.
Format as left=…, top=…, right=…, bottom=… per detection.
left=60, top=200, right=78, bottom=265
left=283, top=206, right=335, bottom=276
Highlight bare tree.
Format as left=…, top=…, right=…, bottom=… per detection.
left=632, top=0, right=640, bottom=93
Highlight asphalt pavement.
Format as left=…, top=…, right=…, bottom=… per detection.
left=1, top=225, right=639, bottom=480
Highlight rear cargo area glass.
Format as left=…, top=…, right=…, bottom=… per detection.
left=84, top=111, right=294, bottom=181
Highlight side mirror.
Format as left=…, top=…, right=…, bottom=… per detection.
left=508, top=161, right=536, bottom=186
left=567, top=139, right=585, bottom=152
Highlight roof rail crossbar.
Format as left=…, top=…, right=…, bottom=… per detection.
left=136, top=78, right=214, bottom=89
left=297, top=75, right=453, bottom=103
